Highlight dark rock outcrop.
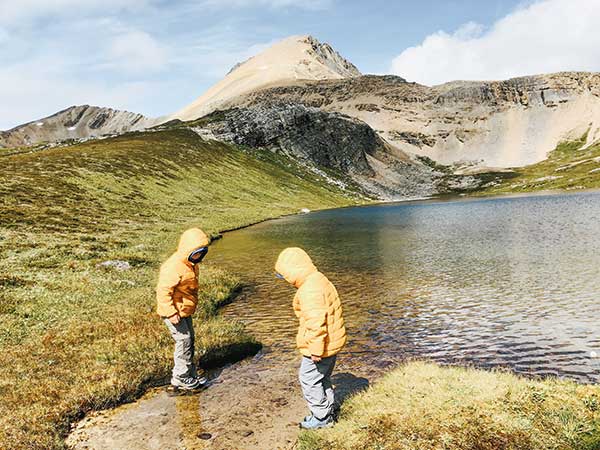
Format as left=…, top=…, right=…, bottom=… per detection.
left=174, top=103, right=446, bottom=200
left=194, top=104, right=378, bottom=176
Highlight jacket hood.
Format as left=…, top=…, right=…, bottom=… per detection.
left=176, top=228, right=209, bottom=262
left=275, top=247, right=317, bottom=287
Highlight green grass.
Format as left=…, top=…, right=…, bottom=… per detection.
left=0, top=142, right=53, bottom=157
left=0, top=128, right=364, bottom=449
left=300, top=361, right=600, bottom=450
left=478, top=134, right=600, bottom=195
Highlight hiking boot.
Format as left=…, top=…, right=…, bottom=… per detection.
left=171, top=375, right=206, bottom=390
left=299, top=414, right=333, bottom=430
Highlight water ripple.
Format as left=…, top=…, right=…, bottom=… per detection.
left=211, top=192, right=600, bottom=384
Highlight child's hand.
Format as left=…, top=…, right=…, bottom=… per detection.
left=311, top=355, right=322, bottom=362
left=168, top=313, right=181, bottom=325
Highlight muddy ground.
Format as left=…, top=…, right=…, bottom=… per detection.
left=67, top=348, right=377, bottom=450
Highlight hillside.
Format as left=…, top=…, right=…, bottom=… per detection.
left=0, top=129, right=364, bottom=449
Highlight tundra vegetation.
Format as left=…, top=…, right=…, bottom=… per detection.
left=0, top=128, right=363, bottom=449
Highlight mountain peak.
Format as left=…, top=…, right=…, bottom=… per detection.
left=227, top=34, right=360, bottom=79
left=170, top=34, right=360, bottom=122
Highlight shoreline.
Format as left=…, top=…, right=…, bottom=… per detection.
left=64, top=186, right=600, bottom=449
left=216, top=187, right=600, bottom=240
left=62, top=265, right=263, bottom=446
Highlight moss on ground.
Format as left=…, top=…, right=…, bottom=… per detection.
left=300, top=361, right=600, bottom=450
left=478, top=134, right=600, bottom=195
left=0, top=128, right=364, bottom=449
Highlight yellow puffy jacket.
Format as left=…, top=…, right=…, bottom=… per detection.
left=156, top=228, right=209, bottom=318
left=275, top=247, right=346, bottom=357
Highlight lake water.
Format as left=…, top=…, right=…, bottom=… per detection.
left=210, top=191, right=600, bottom=383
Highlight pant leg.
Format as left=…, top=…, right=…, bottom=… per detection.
left=323, top=355, right=337, bottom=409
left=163, top=317, right=196, bottom=382
left=299, top=355, right=337, bottom=420
left=186, top=317, right=197, bottom=377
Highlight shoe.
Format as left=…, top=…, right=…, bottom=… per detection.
left=171, top=375, right=206, bottom=390
left=299, top=414, right=333, bottom=430
left=304, top=407, right=339, bottom=423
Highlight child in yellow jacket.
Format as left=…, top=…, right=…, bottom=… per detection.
left=275, top=247, right=347, bottom=429
left=156, top=228, right=210, bottom=390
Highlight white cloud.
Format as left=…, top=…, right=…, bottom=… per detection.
left=0, top=0, right=153, bottom=26
left=0, top=56, right=173, bottom=129
left=390, top=0, right=600, bottom=86
left=0, top=13, right=171, bottom=128
left=106, top=30, right=168, bottom=73
left=0, top=0, right=330, bottom=27
left=0, top=11, right=276, bottom=129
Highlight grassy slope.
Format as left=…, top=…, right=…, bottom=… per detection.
left=0, top=128, right=363, bottom=449
left=300, top=362, right=600, bottom=450
left=479, top=134, right=600, bottom=195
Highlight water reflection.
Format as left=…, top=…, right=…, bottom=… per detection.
left=209, top=192, right=600, bottom=382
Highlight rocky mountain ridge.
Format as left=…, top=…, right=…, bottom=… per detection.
left=0, top=105, right=158, bottom=148
left=226, top=72, right=600, bottom=168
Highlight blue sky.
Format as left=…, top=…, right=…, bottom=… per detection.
left=1, top=0, right=599, bottom=129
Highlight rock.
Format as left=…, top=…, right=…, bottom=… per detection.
left=96, top=260, right=131, bottom=271
left=389, top=130, right=437, bottom=148
left=193, top=104, right=378, bottom=176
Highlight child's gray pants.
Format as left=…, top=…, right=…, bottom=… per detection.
left=163, top=316, right=196, bottom=383
left=299, top=354, right=337, bottom=420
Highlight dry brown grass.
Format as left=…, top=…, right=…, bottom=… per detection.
left=300, top=361, right=600, bottom=450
